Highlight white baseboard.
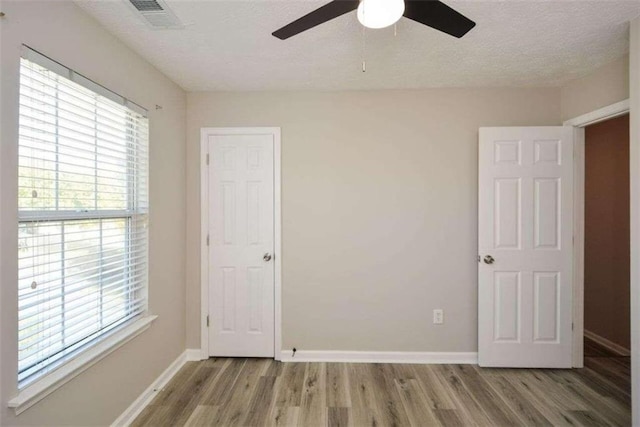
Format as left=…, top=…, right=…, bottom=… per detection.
left=584, top=330, right=631, bottom=356
left=278, top=350, right=478, bottom=364
left=185, top=348, right=204, bottom=361
left=111, top=348, right=201, bottom=426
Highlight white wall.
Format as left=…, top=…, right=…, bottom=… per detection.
left=186, top=89, right=562, bottom=353
left=629, top=16, right=639, bottom=427
left=0, top=1, right=187, bottom=425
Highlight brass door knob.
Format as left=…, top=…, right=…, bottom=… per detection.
left=483, top=255, right=495, bottom=264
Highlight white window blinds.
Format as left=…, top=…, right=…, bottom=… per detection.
left=18, top=48, right=149, bottom=386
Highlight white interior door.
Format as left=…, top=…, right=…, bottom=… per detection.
left=478, top=127, right=574, bottom=367
left=207, top=131, right=275, bottom=357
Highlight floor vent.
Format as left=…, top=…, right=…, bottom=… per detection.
left=128, top=0, right=183, bottom=29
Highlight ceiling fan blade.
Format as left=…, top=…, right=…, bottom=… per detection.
left=403, top=0, right=476, bottom=38
left=272, top=0, right=359, bottom=40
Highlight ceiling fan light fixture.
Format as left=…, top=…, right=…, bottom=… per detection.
left=357, top=0, right=405, bottom=29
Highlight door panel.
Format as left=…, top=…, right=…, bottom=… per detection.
left=208, top=133, right=275, bottom=358
left=479, top=127, right=574, bottom=368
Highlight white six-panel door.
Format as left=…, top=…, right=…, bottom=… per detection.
left=478, top=127, right=574, bottom=368
left=207, top=132, right=275, bottom=357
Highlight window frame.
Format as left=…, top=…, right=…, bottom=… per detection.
left=10, top=47, right=155, bottom=412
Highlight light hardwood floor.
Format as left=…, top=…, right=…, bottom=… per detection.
left=132, top=338, right=630, bottom=426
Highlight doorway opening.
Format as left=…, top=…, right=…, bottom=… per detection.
left=582, top=114, right=631, bottom=393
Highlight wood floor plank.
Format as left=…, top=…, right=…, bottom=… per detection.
left=162, top=365, right=218, bottom=426
left=264, top=360, right=284, bottom=377
left=212, top=359, right=271, bottom=426
left=503, top=373, right=580, bottom=426
left=266, top=406, right=300, bottom=427
left=347, top=363, right=385, bottom=427
left=476, top=370, right=552, bottom=427
left=449, top=365, right=522, bottom=426
left=546, top=371, right=631, bottom=426
left=432, top=408, right=465, bottom=426
left=387, top=363, right=417, bottom=381
left=584, top=357, right=631, bottom=391
left=298, top=363, right=327, bottom=427
left=131, top=349, right=631, bottom=427
left=565, top=410, right=614, bottom=427
left=368, top=363, right=413, bottom=427
left=520, top=371, right=589, bottom=411
left=326, top=363, right=351, bottom=408
left=573, top=366, right=631, bottom=403
left=411, top=365, right=458, bottom=411
left=273, top=362, right=307, bottom=407
left=200, top=358, right=246, bottom=406
left=394, top=378, right=440, bottom=426
left=432, top=365, right=494, bottom=426
left=138, top=405, right=177, bottom=427
left=327, top=407, right=351, bottom=427
left=183, top=405, right=219, bottom=427
left=154, top=361, right=200, bottom=406
left=242, top=376, right=277, bottom=426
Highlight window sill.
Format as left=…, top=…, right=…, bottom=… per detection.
left=8, top=315, right=157, bottom=415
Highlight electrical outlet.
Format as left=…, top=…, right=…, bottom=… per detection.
left=433, top=309, right=444, bottom=325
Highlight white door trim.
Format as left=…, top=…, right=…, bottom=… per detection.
left=199, top=127, right=282, bottom=361
left=563, top=100, right=630, bottom=128
left=563, top=99, right=630, bottom=368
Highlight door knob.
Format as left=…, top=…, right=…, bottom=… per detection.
left=483, top=255, right=495, bottom=265
left=263, top=253, right=272, bottom=262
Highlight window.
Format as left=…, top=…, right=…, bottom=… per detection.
left=17, top=48, right=149, bottom=387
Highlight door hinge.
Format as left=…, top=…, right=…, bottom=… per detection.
left=206, top=234, right=210, bottom=246
left=572, top=322, right=574, bottom=331
left=206, top=154, right=210, bottom=165
left=206, top=315, right=210, bottom=327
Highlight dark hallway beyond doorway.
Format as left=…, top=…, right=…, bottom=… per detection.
left=584, top=113, right=630, bottom=352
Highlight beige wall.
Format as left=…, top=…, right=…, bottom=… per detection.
left=561, top=55, right=629, bottom=122
left=186, top=89, right=562, bottom=352
left=0, top=1, right=187, bottom=425
left=584, top=114, right=630, bottom=350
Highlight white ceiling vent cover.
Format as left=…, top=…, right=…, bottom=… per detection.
left=127, top=0, right=183, bottom=29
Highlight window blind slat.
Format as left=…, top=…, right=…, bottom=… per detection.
left=18, top=280, right=147, bottom=331
left=18, top=105, right=149, bottom=154
left=19, top=301, right=146, bottom=364
left=19, top=87, right=148, bottom=141
left=19, top=292, right=147, bottom=349
left=18, top=239, right=147, bottom=274
left=19, top=134, right=148, bottom=167
left=17, top=51, right=149, bottom=386
left=19, top=291, right=147, bottom=349
left=18, top=258, right=148, bottom=307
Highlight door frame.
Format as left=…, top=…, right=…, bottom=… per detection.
left=563, top=99, right=630, bottom=367
left=199, top=127, right=282, bottom=361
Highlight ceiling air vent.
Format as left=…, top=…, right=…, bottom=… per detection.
left=130, top=0, right=163, bottom=12
left=128, top=0, right=183, bottom=29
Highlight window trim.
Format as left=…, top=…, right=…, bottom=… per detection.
left=8, top=315, right=157, bottom=414
left=13, top=46, right=151, bottom=409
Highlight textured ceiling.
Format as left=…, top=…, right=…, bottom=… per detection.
left=76, top=0, right=640, bottom=91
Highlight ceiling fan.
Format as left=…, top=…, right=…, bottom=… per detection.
left=272, top=0, right=476, bottom=40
